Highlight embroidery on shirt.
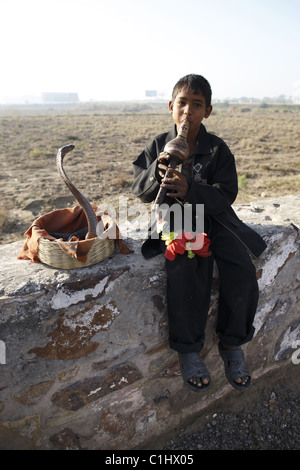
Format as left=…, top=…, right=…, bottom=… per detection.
left=193, top=162, right=207, bottom=183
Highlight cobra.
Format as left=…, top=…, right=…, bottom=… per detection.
left=56, top=144, right=98, bottom=240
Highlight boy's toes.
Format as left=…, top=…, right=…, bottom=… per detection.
left=188, top=376, right=210, bottom=388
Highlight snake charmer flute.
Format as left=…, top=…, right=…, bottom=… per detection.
left=154, top=118, right=189, bottom=222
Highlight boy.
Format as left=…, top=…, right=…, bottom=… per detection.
left=131, top=74, right=266, bottom=391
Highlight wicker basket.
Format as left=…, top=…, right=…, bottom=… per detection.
left=38, top=236, right=116, bottom=269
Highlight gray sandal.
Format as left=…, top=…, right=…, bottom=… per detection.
left=178, top=352, right=211, bottom=392
left=218, top=342, right=252, bottom=390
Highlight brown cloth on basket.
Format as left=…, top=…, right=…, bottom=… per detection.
left=18, top=205, right=133, bottom=263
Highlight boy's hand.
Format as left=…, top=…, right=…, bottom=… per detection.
left=157, top=152, right=170, bottom=181
left=157, top=152, right=189, bottom=200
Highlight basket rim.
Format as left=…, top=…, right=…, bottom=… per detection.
left=38, top=234, right=116, bottom=269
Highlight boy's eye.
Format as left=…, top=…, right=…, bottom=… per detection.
left=176, top=100, right=203, bottom=108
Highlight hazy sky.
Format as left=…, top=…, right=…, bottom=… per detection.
left=1, top=0, right=299, bottom=102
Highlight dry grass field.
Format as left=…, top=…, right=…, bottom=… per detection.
left=0, top=102, right=299, bottom=245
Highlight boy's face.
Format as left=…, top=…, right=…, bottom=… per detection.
left=169, top=87, right=212, bottom=135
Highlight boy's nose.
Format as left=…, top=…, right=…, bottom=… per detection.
left=184, top=104, right=192, bottom=115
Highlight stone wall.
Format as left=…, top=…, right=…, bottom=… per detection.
left=0, top=195, right=299, bottom=450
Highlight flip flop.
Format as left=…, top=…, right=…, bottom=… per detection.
left=218, top=342, right=252, bottom=390
left=178, top=352, right=211, bottom=392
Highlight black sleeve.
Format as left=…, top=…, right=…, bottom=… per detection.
left=131, top=138, right=163, bottom=203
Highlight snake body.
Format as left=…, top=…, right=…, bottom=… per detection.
left=56, top=144, right=98, bottom=240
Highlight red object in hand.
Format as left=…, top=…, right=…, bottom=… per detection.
left=165, top=232, right=212, bottom=261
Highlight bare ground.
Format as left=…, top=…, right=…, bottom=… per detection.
left=163, top=363, right=300, bottom=450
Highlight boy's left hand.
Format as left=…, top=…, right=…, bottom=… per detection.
left=161, top=168, right=189, bottom=200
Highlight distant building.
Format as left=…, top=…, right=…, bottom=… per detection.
left=41, top=92, right=79, bottom=104
left=145, top=90, right=157, bottom=98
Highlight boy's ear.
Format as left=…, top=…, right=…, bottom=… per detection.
left=205, top=105, right=213, bottom=119
left=168, top=100, right=174, bottom=113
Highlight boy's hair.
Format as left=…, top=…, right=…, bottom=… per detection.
left=172, top=74, right=212, bottom=107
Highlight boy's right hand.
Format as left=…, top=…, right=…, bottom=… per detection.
left=157, top=152, right=171, bottom=181
left=157, top=152, right=188, bottom=200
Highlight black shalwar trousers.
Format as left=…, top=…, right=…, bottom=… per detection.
left=164, top=218, right=258, bottom=353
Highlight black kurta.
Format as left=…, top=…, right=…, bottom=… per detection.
left=132, top=123, right=266, bottom=258
left=132, top=123, right=267, bottom=352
